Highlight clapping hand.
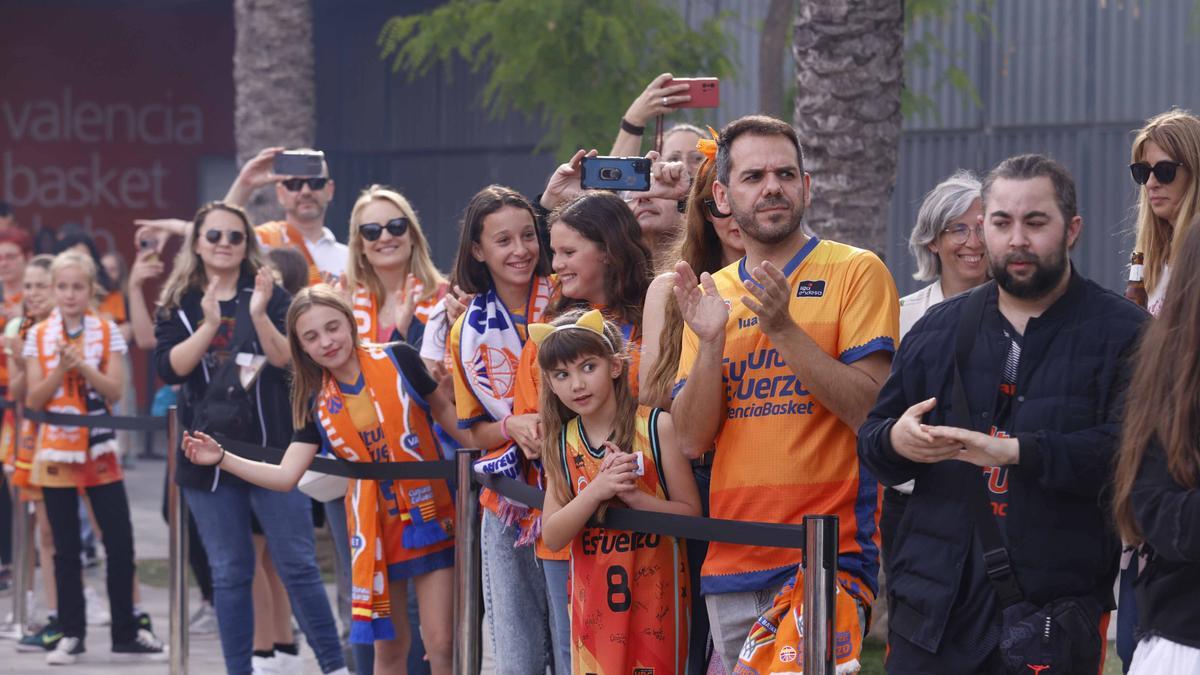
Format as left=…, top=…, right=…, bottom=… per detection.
left=393, top=273, right=422, bottom=337
left=672, top=261, right=728, bottom=342
left=249, top=268, right=274, bottom=318
left=888, top=398, right=963, bottom=463
left=741, top=261, right=796, bottom=337
left=182, top=431, right=225, bottom=466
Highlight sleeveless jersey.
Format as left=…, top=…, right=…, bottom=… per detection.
left=559, top=406, right=689, bottom=675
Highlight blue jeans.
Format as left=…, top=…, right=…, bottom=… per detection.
left=184, top=482, right=345, bottom=675
left=481, top=510, right=551, bottom=675
left=542, top=558, right=571, bottom=674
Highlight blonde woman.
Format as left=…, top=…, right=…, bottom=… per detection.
left=346, top=185, right=448, bottom=349
left=1130, top=109, right=1200, bottom=316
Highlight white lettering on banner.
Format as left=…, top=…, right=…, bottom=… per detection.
left=2, top=151, right=169, bottom=209
left=1, top=88, right=204, bottom=145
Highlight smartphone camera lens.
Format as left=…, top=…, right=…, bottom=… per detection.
left=599, top=167, right=622, bottom=181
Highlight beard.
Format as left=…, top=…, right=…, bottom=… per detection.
left=728, top=192, right=805, bottom=246
left=989, top=241, right=1069, bottom=300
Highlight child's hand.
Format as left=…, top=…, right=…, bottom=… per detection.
left=586, top=451, right=639, bottom=502
left=506, top=414, right=543, bottom=459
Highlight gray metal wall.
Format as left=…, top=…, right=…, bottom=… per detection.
left=889, top=0, right=1200, bottom=296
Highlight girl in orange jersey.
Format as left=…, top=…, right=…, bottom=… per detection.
left=183, top=286, right=459, bottom=674
left=538, top=309, right=700, bottom=675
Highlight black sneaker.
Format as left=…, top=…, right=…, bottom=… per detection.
left=135, top=611, right=154, bottom=633
left=112, top=628, right=166, bottom=661
left=0, top=567, right=12, bottom=593
left=17, top=617, right=64, bottom=652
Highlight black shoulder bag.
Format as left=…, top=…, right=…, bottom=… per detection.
left=190, top=289, right=261, bottom=444
left=951, top=283, right=1104, bottom=674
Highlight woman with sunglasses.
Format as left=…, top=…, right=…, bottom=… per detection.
left=1129, top=109, right=1200, bottom=316
left=346, top=185, right=448, bottom=350
left=637, top=138, right=745, bottom=674
left=153, top=202, right=346, bottom=675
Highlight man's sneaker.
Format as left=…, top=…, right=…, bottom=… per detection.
left=17, top=617, right=63, bottom=652
left=46, top=636, right=85, bottom=666
left=135, top=611, right=154, bottom=633
left=112, top=628, right=166, bottom=661
left=188, top=602, right=218, bottom=635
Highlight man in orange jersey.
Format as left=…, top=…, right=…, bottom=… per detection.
left=225, top=147, right=349, bottom=285
left=672, top=115, right=899, bottom=671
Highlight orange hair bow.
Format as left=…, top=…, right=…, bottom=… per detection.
left=696, top=125, right=720, bottom=161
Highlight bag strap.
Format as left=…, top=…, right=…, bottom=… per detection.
left=950, top=282, right=1025, bottom=609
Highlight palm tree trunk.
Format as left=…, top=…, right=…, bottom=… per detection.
left=793, top=0, right=903, bottom=257
left=233, top=0, right=316, bottom=224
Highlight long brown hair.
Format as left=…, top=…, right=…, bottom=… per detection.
left=546, top=192, right=651, bottom=333
left=1113, top=216, right=1200, bottom=544
left=1131, top=109, right=1200, bottom=296
left=286, top=285, right=361, bottom=429
left=158, top=202, right=265, bottom=314
left=451, top=185, right=551, bottom=294
left=643, top=155, right=731, bottom=407
left=536, top=310, right=637, bottom=510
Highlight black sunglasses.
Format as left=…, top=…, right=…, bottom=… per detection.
left=704, top=198, right=731, bottom=219
left=359, top=218, right=410, bottom=242
left=1130, top=160, right=1185, bottom=186
left=281, top=177, right=329, bottom=192
left=203, top=229, right=246, bottom=246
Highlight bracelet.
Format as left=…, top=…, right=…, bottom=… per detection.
left=620, top=118, right=645, bottom=135
left=218, top=447, right=226, bottom=465
left=500, top=415, right=512, bottom=441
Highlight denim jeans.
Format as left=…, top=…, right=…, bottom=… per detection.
left=184, top=482, right=344, bottom=675
left=542, top=558, right=571, bottom=674
left=481, top=510, right=551, bottom=675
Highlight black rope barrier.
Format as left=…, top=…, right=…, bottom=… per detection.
left=5, top=405, right=807, bottom=551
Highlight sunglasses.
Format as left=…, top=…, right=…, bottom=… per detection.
left=281, top=177, right=329, bottom=192
left=940, top=222, right=983, bottom=246
left=1130, top=160, right=1185, bottom=186
left=359, top=217, right=410, bottom=242
left=203, top=229, right=246, bottom=246
left=703, top=198, right=731, bottom=219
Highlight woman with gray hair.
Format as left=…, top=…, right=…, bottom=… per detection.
left=898, top=170, right=986, bottom=338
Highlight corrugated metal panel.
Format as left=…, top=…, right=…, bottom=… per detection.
left=989, top=0, right=1090, bottom=127
left=1095, top=0, right=1200, bottom=123
left=904, top=0, right=985, bottom=131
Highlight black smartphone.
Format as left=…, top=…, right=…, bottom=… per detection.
left=580, top=156, right=651, bottom=192
left=273, top=150, right=325, bottom=178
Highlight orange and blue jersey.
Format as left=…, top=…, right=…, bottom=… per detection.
left=559, top=407, right=690, bottom=675
left=675, top=237, right=899, bottom=596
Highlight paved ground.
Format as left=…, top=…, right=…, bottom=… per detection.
left=0, top=455, right=337, bottom=675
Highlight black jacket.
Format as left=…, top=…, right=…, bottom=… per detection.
left=858, top=273, right=1147, bottom=663
left=1131, top=437, right=1200, bottom=649
left=153, top=272, right=293, bottom=490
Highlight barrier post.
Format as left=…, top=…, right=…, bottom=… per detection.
left=803, top=514, right=838, bottom=674
left=166, top=406, right=189, bottom=674
left=1, top=404, right=31, bottom=641
left=452, top=448, right=482, bottom=675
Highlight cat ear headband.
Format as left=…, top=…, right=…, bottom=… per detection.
left=527, top=309, right=614, bottom=353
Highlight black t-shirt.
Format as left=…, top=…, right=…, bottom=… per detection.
left=201, top=299, right=238, bottom=372
left=292, top=342, right=437, bottom=445
left=984, top=322, right=1021, bottom=525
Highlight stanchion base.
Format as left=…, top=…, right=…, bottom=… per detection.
left=0, top=623, right=27, bottom=640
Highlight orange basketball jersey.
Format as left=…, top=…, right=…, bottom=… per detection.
left=676, top=238, right=899, bottom=596
left=559, top=407, right=690, bottom=675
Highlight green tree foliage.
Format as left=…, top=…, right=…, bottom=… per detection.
left=378, top=0, right=732, bottom=157
left=904, top=0, right=994, bottom=121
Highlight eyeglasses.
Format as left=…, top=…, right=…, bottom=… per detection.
left=940, top=222, right=983, bottom=245
left=703, top=198, right=730, bottom=219
left=281, top=177, right=329, bottom=192
left=1130, top=160, right=1185, bottom=186
left=359, top=218, right=410, bottom=242
left=203, top=229, right=246, bottom=246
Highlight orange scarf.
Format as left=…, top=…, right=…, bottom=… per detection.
left=314, top=344, right=454, bottom=643
left=32, top=309, right=115, bottom=464
left=352, top=283, right=446, bottom=343
left=255, top=221, right=323, bottom=286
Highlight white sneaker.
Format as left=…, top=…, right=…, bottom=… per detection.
left=252, top=654, right=281, bottom=674
left=188, top=602, right=219, bottom=635
left=274, top=650, right=302, bottom=670
left=46, top=636, right=85, bottom=665
left=83, top=586, right=111, bottom=626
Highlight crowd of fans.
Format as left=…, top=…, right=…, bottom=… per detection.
left=2, top=77, right=1200, bottom=675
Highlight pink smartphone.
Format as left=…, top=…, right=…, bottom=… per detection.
left=670, top=77, right=720, bottom=109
